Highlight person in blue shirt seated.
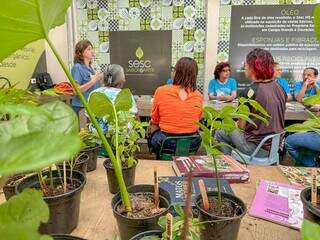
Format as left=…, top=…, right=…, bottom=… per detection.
left=274, top=62, right=292, bottom=101
left=71, top=40, right=103, bottom=116
left=208, top=62, right=237, bottom=101
left=294, top=67, right=320, bottom=103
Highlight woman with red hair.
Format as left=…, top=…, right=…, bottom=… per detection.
left=208, top=62, right=237, bottom=101
left=215, top=48, right=286, bottom=157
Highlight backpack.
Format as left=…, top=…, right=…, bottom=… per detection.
left=36, top=73, right=53, bottom=90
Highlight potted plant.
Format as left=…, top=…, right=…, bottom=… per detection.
left=0, top=102, right=81, bottom=239
left=79, top=126, right=101, bottom=172
left=13, top=101, right=86, bottom=234
left=285, top=93, right=320, bottom=224
left=102, top=110, right=147, bottom=193
left=0, top=1, right=170, bottom=239
left=195, top=95, right=269, bottom=240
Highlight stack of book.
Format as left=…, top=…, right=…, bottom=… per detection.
left=172, top=155, right=250, bottom=183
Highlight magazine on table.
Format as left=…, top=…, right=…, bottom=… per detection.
left=172, top=155, right=250, bottom=183
left=158, top=176, right=234, bottom=207
left=249, top=180, right=304, bottom=229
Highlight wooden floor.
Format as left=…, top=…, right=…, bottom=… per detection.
left=70, top=159, right=301, bottom=240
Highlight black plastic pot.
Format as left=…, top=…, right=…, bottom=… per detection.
left=112, top=184, right=171, bottom=240
left=195, top=191, right=247, bottom=240
left=16, top=170, right=86, bottom=235
left=301, top=187, right=320, bottom=224
left=80, top=145, right=99, bottom=172
left=3, top=174, right=25, bottom=200
left=103, top=159, right=138, bottom=194
left=129, top=230, right=162, bottom=240
left=52, top=234, right=86, bottom=240
left=57, top=154, right=89, bottom=176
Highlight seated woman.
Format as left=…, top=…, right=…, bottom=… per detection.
left=294, top=67, right=320, bottom=103
left=208, top=62, right=237, bottom=101
left=215, top=48, right=286, bottom=157
left=149, top=57, right=203, bottom=159
left=285, top=132, right=320, bottom=167
left=88, top=64, right=137, bottom=132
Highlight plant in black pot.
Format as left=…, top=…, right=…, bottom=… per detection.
left=102, top=110, right=147, bottom=194
left=195, top=95, right=269, bottom=240
left=13, top=101, right=86, bottom=235
left=79, top=126, right=101, bottom=172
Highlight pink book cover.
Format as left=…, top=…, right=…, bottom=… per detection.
left=249, top=180, right=304, bottom=229
left=172, top=155, right=250, bottom=183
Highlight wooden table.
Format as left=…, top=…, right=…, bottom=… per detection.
left=39, top=94, right=72, bottom=106
left=68, top=159, right=300, bottom=240
left=136, top=98, right=310, bottom=121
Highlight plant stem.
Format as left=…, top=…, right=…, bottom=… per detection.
left=209, top=120, right=222, bottom=211
left=49, top=166, right=53, bottom=189
left=45, top=37, right=132, bottom=212
left=113, top=106, right=121, bottom=168
left=181, top=171, right=193, bottom=240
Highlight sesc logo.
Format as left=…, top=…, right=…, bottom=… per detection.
left=127, top=47, right=155, bottom=73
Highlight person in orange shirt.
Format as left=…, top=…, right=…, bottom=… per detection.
left=148, top=57, right=203, bottom=159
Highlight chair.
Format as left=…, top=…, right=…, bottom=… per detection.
left=159, top=135, right=201, bottom=160
left=231, top=132, right=283, bottom=166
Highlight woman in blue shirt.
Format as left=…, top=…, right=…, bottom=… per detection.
left=208, top=62, right=237, bottom=101
left=71, top=40, right=102, bottom=116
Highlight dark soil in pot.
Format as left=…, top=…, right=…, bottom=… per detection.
left=16, top=170, right=86, bottom=235
left=112, top=184, right=171, bottom=240
left=80, top=145, right=99, bottom=172
left=129, top=230, right=162, bottom=240
left=195, top=191, right=247, bottom=240
left=301, top=186, right=320, bottom=224
left=57, top=154, right=89, bottom=176
left=52, top=234, right=87, bottom=240
left=103, top=158, right=138, bottom=194
left=3, top=174, right=26, bottom=200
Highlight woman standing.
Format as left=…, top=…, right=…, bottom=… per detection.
left=208, top=62, right=237, bottom=101
left=149, top=57, right=203, bottom=159
left=71, top=40, right=102, bottom=116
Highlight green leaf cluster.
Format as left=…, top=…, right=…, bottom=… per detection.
left=285, top=110, right=320, bottom=134
left=155, top=205, right=200, bottom=240
left=0, top=188, right=52, bottom=240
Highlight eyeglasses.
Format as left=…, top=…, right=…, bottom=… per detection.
left=222, top=68, right=231, bottom=72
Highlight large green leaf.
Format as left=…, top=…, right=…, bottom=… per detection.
left=314, top=5, right=320, bottom=42
left=303, top=93, right=320, bottom=105
left=115, top=88, right=133, bottom=112
left=301, top=219, right=320, bottom=240
left=89, top=92, right=115, bottom=120
left=0, top=131, right=81, bottom=176
left=0, top=101, right=78, bottom=143
left=248, top=99, right=270, bottom=117
left=39, top=101, right=79, bottom=134
left=0, top=0, right=71, bottom=61
left=0, top=189, right=52, bottom=240
left=0, top=189, right=48, bottom=228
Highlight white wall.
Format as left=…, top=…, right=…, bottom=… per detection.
left=204, top=0, right=220, bottom=100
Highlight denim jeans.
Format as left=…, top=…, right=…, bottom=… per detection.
left=149, top=131, right=201, bottom=159
left=285, top=132, right=320, bottom=167
left=72, top=106, right=83, bottom=118
left=214, top=130, right=269, bottom=157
